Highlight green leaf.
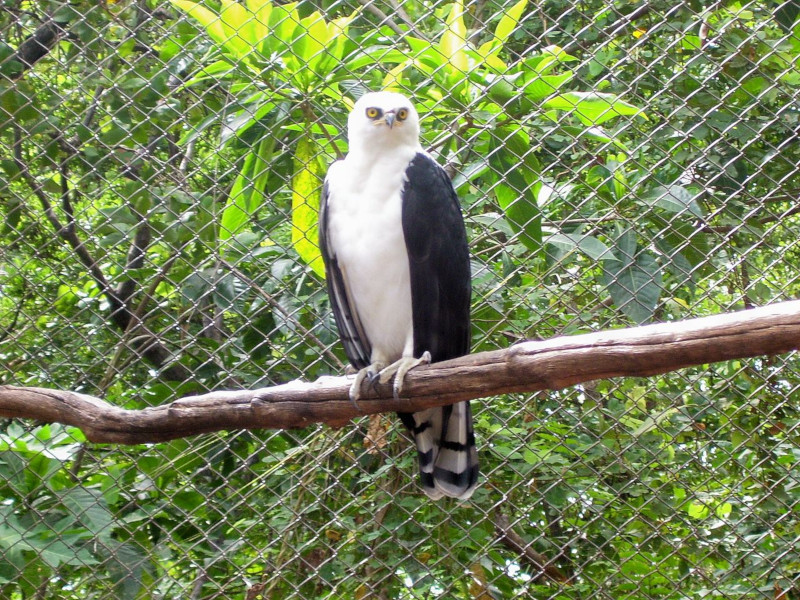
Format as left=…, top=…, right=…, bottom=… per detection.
left=493, top=0, right=527, bottom=47
left=246, top=0, right=272, bottom=47
left=214, top=273, right=237, bottom=309
left=520, top=72, right=573, bottom=101
left=546, top=233, right=613, bottom=261
left=268, top=2, right=301, bottom=66
left=559, top=125, right=629, bottom=151
left=632, top=408, right=679, bottom=437
left=440, top=0, right=468, bottom=74
left=293, top=11, right=329, bottom=82
left=292, top=133, right=326, bottom=277
left=59, top=488, right=114, bottom=542
left=0, top=509, right=24, bottom=550
left=715, top=501, right=733, bottom=519
left=686, top=502, right=710, bottom=520
left=106, top=541, right=155, bottom=600
left=220, top=135, right=274, bottom=241
left=317, top=10, right=359, bottom=74
left=543, top=91, right=644, bottom=125
left=220, top=96, right=275, bottom=144
left=643, top=184, right=704, bottom=218
left=168, top=0, right=251, bottom=59
left=40, top=540, right=98, bottom=568
left=489, top=127, right=542, bottom=252
left=495, top=182, right=540, bottom=251
left=345, top=46, right=409, bottom=71
left=477, top=0, right=527, bottom=61
left=775, top=0, right=800, bottom=32
left=219, top=0, right=254, bottom=46
left=522, top=45, right=576, bottom=75
left=603, top=239, right=663, bottom=324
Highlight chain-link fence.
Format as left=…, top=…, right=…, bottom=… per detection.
left=2, top=0, right=800, bottom=597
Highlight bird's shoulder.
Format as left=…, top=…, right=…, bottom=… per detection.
left=324, top=159, right=345, bottom=187
left=405, top=151, right=453, bottom=183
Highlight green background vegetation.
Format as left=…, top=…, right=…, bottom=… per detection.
left=1, top=0, right=800, bottom=597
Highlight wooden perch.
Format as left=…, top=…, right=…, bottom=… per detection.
left=2, top=300, right=800, bottom=444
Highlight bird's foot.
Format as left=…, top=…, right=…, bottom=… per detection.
left=378, top=352, right=432, bottom=400
left=349, top=362, right=386, bottom=411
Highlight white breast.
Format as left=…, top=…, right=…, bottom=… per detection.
left=326, top=149, right=418, bottom=363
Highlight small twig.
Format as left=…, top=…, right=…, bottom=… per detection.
left=189, top=568, right=208, bottom=600
left=355, top=0, right=407, bottom=38
left=12, top=123, right=115, bottom=300
left=98, top=252, right=183, bottom=390
left=384, top=0, right=425, bottom=39
left=493, top=510, right=569, bottom=583
left=0, top=281, right=30, bottom=344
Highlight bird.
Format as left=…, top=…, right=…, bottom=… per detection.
left=318, top=91, right=479, bottom=500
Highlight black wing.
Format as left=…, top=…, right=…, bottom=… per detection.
left=319, top=179, right=372, bottom=370
left=399, top=153, right=477, bottom=499
left=401, top=153, right=471, bottom=362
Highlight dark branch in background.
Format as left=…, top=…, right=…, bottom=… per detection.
left=10, top=124, right=191, bottom=382
left=6, top=8, right=194, bottom=382
left=354, top=0, right=408, bottom=38
left=8, top=18, right=68, bottom=77
left=0, top=280, right=30, bottom=344
left=2, top=300, right=799, bottom=443
left=116, top=220, right=152, bottom=307
left=493, top=511, right=568, bottom=583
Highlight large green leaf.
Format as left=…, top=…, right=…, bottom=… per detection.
left=440, top=0, right=468, bottom=75
left=59, top=488, right=114, bottom=542
left=546, top=233, right=614, bottom=261
left=168, top=0, right=251, bottom=59
left=316, top=10, right=360, bottom=75
left=491, top=179, right=541, bottom=253
left=543, top=91, right=644, bottom=125
left=292, top=133, right=326, bottom=277
left=490, top=126, right=542, bottom=252
left=477, top=0, right=527, bottom=68
left=268, top=2, right=301, bottom=68
left=246, top=0, right=273, bottom=48
left=643, top=184, right=704, bottom=218
left=220, top=135, right=274, bottom=241
left=218, top=0, right=254, bottom=47
left=292, top=11, right=329, bottom=84
left=603, top=232, right=663, bottom=324
left=521, top=72, right=573, bottom=101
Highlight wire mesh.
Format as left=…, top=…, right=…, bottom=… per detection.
left=1, top=0, right=800, bottom=597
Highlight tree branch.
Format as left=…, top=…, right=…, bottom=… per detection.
left=1, top=300, right=799, bottom=443
left=10, top=124, right=190, bottom=382
left=7, top=18, right=68, bottom=78
left=493, top=511, right=568, bottom=583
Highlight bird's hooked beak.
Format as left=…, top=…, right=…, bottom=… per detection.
left=384, top=111, right=396, bottom=129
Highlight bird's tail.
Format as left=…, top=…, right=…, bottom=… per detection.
left=398, top=401, right=479, bottom=500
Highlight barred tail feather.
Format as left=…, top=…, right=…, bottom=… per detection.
left=398, top=401, right=479, bottom=500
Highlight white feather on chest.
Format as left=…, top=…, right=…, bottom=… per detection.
left=325, top=149, right=418, bottom=363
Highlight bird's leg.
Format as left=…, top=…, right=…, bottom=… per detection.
left=349, top=362, right=386, bottom=410
left=378, top=351, right=432, bottom=400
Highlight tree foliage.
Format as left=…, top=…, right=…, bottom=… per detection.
left=1, top=0, right=800, bottom=597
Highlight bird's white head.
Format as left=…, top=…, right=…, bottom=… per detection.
left=347, top=91, right=421, bottom=155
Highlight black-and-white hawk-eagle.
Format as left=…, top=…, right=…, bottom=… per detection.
left=319, top=91, right=479, bottom=500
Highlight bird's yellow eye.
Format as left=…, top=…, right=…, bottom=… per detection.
left=396, top=108, right=409, bottom=121
left=366, top=107, right=382, bottom=119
